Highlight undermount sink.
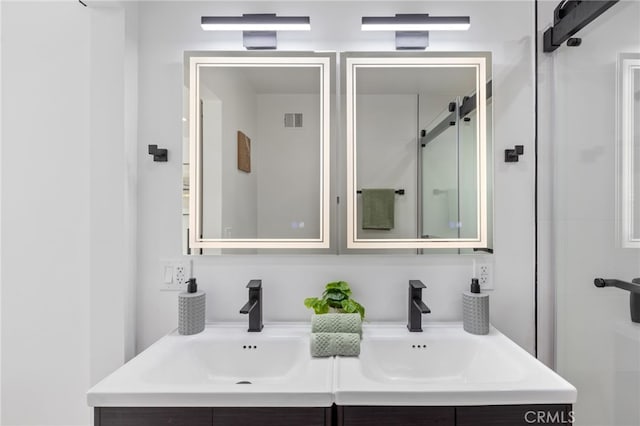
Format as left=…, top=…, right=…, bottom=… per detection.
left=140, top=332, right=306, bottom=385
left=359, top=326, right=525, bottom=384
left=334, top=323, right=577, bottom=406
left=87, top=324, right=333, bottom=407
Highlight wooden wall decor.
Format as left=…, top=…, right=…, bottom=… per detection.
left=237, top=131, right=251, bottom=173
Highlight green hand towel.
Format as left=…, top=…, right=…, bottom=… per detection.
left=361, top=188, right=395, bottom=230
left=311, top=313, right=362, bottom=336
left=310, top=332, right=361, bottom=357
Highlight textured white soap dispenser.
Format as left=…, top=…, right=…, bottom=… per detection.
left=463, top=278, right=489, bottom=335
left=178, top=278, right=205, bottom=335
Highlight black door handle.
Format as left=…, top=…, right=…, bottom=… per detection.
left=594, top=278, right=640, bottom=323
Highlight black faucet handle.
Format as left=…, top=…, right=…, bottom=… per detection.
left=409, top=280, right=426, bottom=289
left=247, top=279, right=262, bottom=289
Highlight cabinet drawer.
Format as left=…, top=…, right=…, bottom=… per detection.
left=96, top=407, right=212, bottom=426
left=213, top=407, right=329, bottom=426
left=456, top=405, right=573, bottom=426
left=340, top=406, right=454, bottom=426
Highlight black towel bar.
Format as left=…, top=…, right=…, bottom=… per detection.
left=357, top=189, right=405, bottom=195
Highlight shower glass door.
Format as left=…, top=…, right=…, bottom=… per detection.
left=421, top=99, right=461, bottom=240
left=541, top=1, right=640, bottom=424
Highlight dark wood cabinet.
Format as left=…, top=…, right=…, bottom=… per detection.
left=95, top=404, right=572, bottom=426
left=456, top=404, right=573, bottom=426
left=95, top=407, right=330, bottom=426
left=213, top=407, right=330, bottom=426
left=338, top=406, right=454, bottom=426
left=337, top=405, right=573, bottom=426
left=95, top=407, right=212, bottom=426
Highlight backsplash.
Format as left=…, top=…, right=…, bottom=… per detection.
left=137, top=254, right=490, bottom=351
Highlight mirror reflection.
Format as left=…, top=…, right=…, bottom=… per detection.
left=186, top=54, right=332, bottom=251
left=422, top=87, right=493, bottom=244
left=200, top=66, right=321, bottom=240
left=346, top=54, right=492, bottom=249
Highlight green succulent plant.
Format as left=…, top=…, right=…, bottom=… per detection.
left=304, top=281, right=365, bottom=319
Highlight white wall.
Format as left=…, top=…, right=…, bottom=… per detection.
left=202, top=99, right=223, bottom=240
left=136, top=1, right=537, bottom=357
left=1, top=2, right=136, bottom=425
left=89, top=4, right=129, bottom=388
left=1, top=3, right=91, bottom=424
left=123, top=3, right=139, bottom=363
left=200, top=68, right=258, bottom=239
left=356, top=94, right=417, bottom=239
left=256, top=94, right=321, bottom=239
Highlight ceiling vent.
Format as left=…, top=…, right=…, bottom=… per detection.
left=284, top=113, right=303, bottom=128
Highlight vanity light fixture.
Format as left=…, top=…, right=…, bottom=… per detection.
left=361, top=14, right=470, bottom=50
left=201, top=14, right=311, bottom=50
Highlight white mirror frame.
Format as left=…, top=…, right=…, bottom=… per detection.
left=619, top=55, right=640, bottom=248
left=188, top=55, right=332, bottom=249
left=345, top=55, right=488, bottom=249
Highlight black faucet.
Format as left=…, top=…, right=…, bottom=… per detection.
left=240, top=280, right=263, bottom=332
left=407, top=280, right=431, bottom=332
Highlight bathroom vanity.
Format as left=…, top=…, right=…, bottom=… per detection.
left=93, top=405, right=572, bottom=426
left=88, top=323, right=576, bottom=426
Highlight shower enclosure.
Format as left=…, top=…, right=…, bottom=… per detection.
left=538, top=1, right=640, bottom=425
left=420, top=94, right=493, bottom=250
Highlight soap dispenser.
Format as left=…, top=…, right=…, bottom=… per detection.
left=463, top=278, right=489, bottom=335
left=178, top=278, right=205, bottom=335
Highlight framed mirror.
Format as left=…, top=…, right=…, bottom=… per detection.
left=185, top=52, right=334, bottom=251
left=343, top=52, right=492, bottom=249
left=619, top=53, right=640, bottom=248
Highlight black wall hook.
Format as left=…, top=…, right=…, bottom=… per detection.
left=505, top=145, right=524, bottom=162
left=148, top=145, right=168, bottom=162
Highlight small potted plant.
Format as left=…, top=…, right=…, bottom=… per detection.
left=304, top=281, right=365, bottom=319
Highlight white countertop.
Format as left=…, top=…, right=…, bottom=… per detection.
left=87, top=321, right=576, bottom=407
left=334, top=323, right=577, bottom=406
left=87, top=323, right=334, bottom=407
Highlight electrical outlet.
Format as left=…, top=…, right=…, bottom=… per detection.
left=159, top=258, right=192, bottom=291
left=474, top=262, right=493, bottom=290
left=174, top=264, right=187, bottom=286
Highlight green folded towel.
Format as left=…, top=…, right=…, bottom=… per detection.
left=361, top=188, right=395, bottom=230
left=310, top=332, right=361, bottom=357
left=311, top=313, right=362, bottom=336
